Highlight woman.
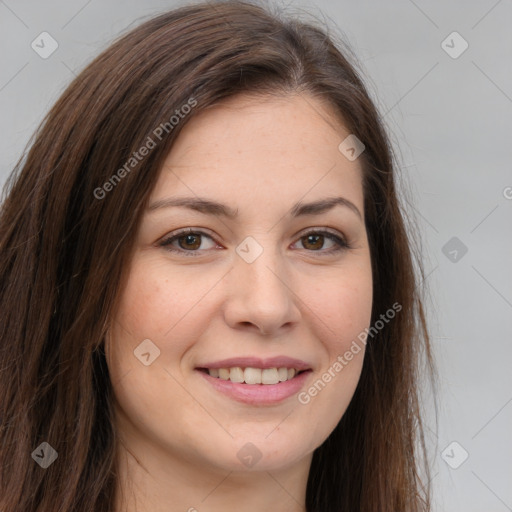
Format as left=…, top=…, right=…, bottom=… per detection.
left=0, top=1, right=435, bottom=510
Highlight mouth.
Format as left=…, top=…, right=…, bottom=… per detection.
left=196, top=367, right=312, bottom=405
left=196, top=366, right=311, bottom=385
left=194, top=356, right=313, bottom=404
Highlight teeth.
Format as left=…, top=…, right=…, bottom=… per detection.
left=244, top=367, right=261, bottom=384
left=262, top=368, right=279, bottom=384
left=206, top=366, right=302, bottom=384
left=278, top=367, right=288, bottom=381
left=229, top=367, right=244, bottom=383
left=218, top=368, right=230, bottom=380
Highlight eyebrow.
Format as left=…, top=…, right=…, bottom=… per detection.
left=147, top=195, right=362, bottom=221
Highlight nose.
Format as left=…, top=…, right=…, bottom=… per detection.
left=223, top=241, right=301, bottom=337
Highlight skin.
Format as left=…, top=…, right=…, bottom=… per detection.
left=105, top=92, right=373, bottom=512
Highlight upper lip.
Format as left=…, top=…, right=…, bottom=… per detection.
left=196, top=356, right=312, bottom=371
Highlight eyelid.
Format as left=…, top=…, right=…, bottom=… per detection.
left=292, top=227, right=350, bottom=252
left=295, top=226, right=346, bottom=241
left=159, top=226, right=350, bottom=256
left=158, top=227, right=220, bottom=256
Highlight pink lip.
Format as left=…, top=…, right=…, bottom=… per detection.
left=196, top=356, right=312, bottom=371
left=196, top=369, right=312, bottom=405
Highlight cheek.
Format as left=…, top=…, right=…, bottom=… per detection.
left=112, top=255, right=213, bottom=345
left=106, top=257, right=197, bottom=387
left=116, top=260, right=180, bottom=335
left=105, top=257, right=208, bottom=442
left=308, top=262, right=373, bottom=354
left=297, top=267, right=372, bottom=430
left=299, top=261, right=372, bottom=405
left=292, top=284, right=372, bottom=450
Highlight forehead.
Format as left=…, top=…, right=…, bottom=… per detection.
left=152, top=93, right=364, bottom=213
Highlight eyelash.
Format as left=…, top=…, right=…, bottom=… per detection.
left=159, top=228, right=351, bottom=257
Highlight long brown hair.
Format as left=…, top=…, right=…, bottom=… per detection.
left=0, top=1, right=435, bottom=510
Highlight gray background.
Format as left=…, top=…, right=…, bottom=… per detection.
left=1, top=1, right=511, bottom=510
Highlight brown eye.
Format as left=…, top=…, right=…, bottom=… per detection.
left=294, top=230, right=350, bottom=254
left=301, top=233, right=325, bottom=251
left=160, top=228, right=350, bottom=258
left=177, top=233, right=202, bottom=250
left=160, top=229, right=217, bottom=256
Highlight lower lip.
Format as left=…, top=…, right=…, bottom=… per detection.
left=196, top=369, right=312, bottom=405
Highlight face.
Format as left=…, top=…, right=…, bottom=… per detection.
left=106, top=93, right=373, bottom=475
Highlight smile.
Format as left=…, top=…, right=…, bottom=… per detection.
left=198, top=366, right=307, bottom=385
left=196, top=367, right=313, bottom=405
